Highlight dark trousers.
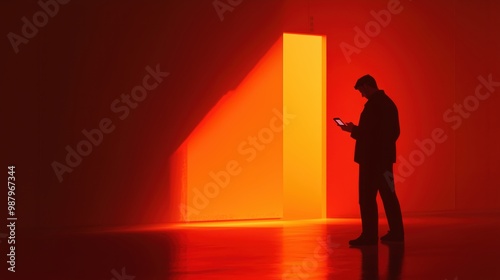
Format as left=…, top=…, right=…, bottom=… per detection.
left=358, top=163, right=404, bottom=238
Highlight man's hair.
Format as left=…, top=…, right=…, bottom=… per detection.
left=354, top=74, right=378, bottom=90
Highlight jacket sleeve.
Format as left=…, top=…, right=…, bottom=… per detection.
left=350, top=125, right=361, bottom=140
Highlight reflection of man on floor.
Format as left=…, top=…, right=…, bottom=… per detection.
left=354, top=243, right=404, bottom=280
left=340, top=75, right=404, bottom=246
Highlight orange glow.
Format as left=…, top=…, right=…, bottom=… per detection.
left=172, top=34, right=327, bottom=222
left=176, top=37, right=284, bottom=222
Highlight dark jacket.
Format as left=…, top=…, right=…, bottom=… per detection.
left=350, top=90, right=400, bottom=165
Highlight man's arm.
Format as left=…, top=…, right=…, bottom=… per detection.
left=341, top=122, right=365, bottom=140
left=349, top=123, right=361, bottom=139
left=341, top=122, right=355, bottom=133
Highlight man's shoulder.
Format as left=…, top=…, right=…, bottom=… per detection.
left=372, top=91, right=398, bottom=111
left=378, top=90, right=396, bottom=103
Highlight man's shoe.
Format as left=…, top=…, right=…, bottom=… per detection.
left=380, top=231, right=404, bottom=243
left=349, top=235, right=378, bottom=246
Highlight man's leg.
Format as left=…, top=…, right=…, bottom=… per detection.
left=358, top=164, right=379, bottom=239
left=378, top=165, right=404, bottom=238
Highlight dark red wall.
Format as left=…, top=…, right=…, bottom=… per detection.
left=3, top=0, right=499, bottom=230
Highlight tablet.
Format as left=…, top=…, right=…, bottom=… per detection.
left=333, top=117, right=346, bottom=126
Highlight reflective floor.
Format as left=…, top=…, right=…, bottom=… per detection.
left=20, top=212, right=500, bottom=279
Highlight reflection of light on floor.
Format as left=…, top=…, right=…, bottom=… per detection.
left=50, top=213, right=500, bottom=279
left=178, top=218, right=356, bottom=228
left=72, top=214, right=472, bottom=235
left=75, top=218, right=358, bottom=234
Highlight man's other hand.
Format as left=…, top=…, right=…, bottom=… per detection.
left=341, top=122, right=355, bottom=132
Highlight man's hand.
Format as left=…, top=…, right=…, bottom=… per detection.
left=341, top=122, right=355, bottom=133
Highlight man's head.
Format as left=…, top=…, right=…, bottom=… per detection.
left=354, top=74, right=379, bottom=98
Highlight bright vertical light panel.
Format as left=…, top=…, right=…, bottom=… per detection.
left=283, top=33, right=326, bottom=219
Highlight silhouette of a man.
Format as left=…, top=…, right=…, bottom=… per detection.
left=341, top=74, right=404, bottom=246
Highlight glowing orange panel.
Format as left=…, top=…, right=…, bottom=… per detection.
left=283, top=33, right=327, bottom=219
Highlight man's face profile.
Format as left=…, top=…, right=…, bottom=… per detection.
left=357, top=84, right=369, bottom=98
